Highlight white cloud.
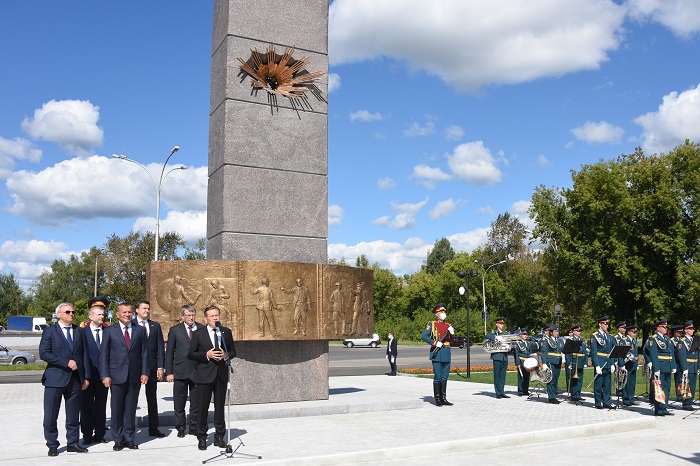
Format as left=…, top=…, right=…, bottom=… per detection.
left=510, top=200, right=536, bottom=230
left=6, top=155, right=207, bottom=226
left=328, top=228, right=489, bottom=275
left=411, top=164, right=453, bottom=189
left=571, top=120, right=624, bottom=144
left=0, top=137, right=42, bottom=179
left=21, top=100, right=104, bottom=155
left=329, top=0, right=625, bottom=92
left=627, top=0, right=700, bottom=38
left=349, top=110, right=384, bottom=122
left=403, top=121, right=435, bottom=137
left=377, top=177, right=396, bottom=190
left=447, top=141, right=503, bottom=186
left=0, top=239, right=72, bottom=289
left=444, top=124, right=465, bottom=141
left=634, top=83, right=700, bottom=154
left=372, top=197, right=428, bottom=229
left=429, top=198, right=466, bottom=219
left=328, top=72, right=341, bottom=92
left=328, top=204, right=344, bottom=227
left=536, top=154, right=551, bottom=167
left=132, top=210, right=206, bottom=244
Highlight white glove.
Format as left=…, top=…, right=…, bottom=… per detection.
left=683, top=369, right=689, bottom=376
left=436, top=341, right=444, bottom=348
left=611, top=363, right=617, bottom=372
left=654, top=370, right=660, bottom=378
left=672, top=368, right=677, bottom=374
left=543, top=364, right=549, bottom=371
left=595, top=366, right=602, bottom=375
left=568, top=364, right=572, bottom=371
left=646, top=362, right=652, bottom=370
left=447, top=325, right=454, bottom=335
left=386, top=354, right=389, bottom=359
left=390, top=357, right=395, bottom=363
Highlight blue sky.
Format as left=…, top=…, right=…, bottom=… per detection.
left=1, top=1, right=700, bottom=289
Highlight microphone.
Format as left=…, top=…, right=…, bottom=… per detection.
left=215, top=321, right=222, bottom=328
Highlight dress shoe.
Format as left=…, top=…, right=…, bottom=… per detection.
left=549, top=399, right=560, bottom=404
left=177, top=429, right=186, bottom=438
left=603, top=405, right=614, bottom=409
left=67, top=444, right=88, bottom=453
left=93, top=438, right=108, bottom=444
left=665, top=412, right=675, bottom=416
left=198, top=439, right=207, bottom=451
left=501, top=394, right=510, bottom=398
left=126, top=443, right=139, bottom=450
left=595, top=406, right=603, bottom=410
left=189, top=429, right=197, bottom=436
left=113, top=443, right=124, bottom=451
left=149, top=430, right=166, bottom=438
left=48, top=447, right=58, bottom=457
left=214, top=437, right=227, bottom=448
left=683, top=406, right=697, bottom=411
left=82, top=436, right=93, bottom=445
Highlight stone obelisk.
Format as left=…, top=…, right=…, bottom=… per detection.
left=207, top=0, right=329, bottom=403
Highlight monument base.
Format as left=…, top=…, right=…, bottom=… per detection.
left=228, top=340, right=328, bottom=404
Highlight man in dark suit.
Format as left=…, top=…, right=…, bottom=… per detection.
left=165, top=304, right=199, bottom=437
left=188, top=305, right=236, bottom=451
left=80, top=297, right=110, bottom=445
left=132, top=299, right=166, bottom=437
left=40, top=302, right=90, bottom=456
left=99, top=302, right=149, bottom=450
left=385, top=331, right=398, bottom=375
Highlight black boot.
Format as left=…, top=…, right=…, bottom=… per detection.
left=433, top=383, right=443, bottom=406
left=441, top=381, right=453, bottom=406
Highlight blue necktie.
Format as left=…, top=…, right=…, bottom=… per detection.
left=64, top=326, right=73, bottom=351
left=95, top=328, right=101, bottom=346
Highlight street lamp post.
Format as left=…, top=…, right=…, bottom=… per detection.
left=482, top=260, right=506, bottom=334
left=458, top=269, right=478, bottom=378
left=113, top=146, right=186, bottom=261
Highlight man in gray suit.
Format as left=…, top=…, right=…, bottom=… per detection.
left=165, top=304, right=199, bottom=437
left=99, top=302, right=149, bottom=451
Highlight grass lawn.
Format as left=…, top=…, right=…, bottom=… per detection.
left=0, top=363, right=46, bottom=371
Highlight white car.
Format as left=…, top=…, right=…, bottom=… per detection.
left=342, top=333, right=381, bottom=348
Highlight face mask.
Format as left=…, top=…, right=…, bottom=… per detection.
left=438, top=312, right=447, bottom=321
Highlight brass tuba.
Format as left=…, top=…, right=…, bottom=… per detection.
left=531, top=352, right=553, bottom=383
left=482, top=332, right=520, bottom=353
left=614, top=364, right=628, bottom=391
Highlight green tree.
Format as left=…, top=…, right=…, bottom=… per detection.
left=484, top=212, right=528, bottom=263
left=424, top=237, right=455, bottom=275
left=31, top=254, right=96, bottom=319
left=0, top=272, right=27, bottom=325
left=182, top=238, right=206, bottom=261
left=355, top=254, right=370, bottom=268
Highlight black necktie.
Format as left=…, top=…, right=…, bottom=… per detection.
left=214, top=328, right=220, bottom=350
left=64, top=326, right=73, bottom=351
left=95, top=328, right=101, bottom=346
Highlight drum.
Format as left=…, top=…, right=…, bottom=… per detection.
left=523, top=357, right=538, bottom=373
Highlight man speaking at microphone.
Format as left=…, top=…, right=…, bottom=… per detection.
left=188, top=305, right=236, bottom=451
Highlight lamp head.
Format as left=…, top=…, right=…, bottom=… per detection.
left=171, top=146, right=180, bottom=153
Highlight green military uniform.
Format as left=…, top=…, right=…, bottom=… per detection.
left=646, top=318, right=676, bottom=416
left=484, top=317, right=510, bottom=399
left=421, top=303, right=454, bottom=406
left=675, top=320, right=698, bottom=411
left=590, top=315, right=615, bottom=409
left=541, top=324, right=564, bottom=404
left=621, top=324, right=639, bottom=406
left=514, top=328, right=536, bottom=396
left=565, top=324, right=588, bottom=401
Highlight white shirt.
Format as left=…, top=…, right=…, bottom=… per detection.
left=137, top=318, right=149, bottom=337
left=89, top=323, right=102, bottom=343
left=209, top=326, right=219, bottom=348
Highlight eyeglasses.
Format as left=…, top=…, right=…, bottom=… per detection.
left=63, top=310, right=75, bottom=314
left=628, top=329, right=637, bottom=333
left=688, top=327, right=695, bottom=331
left=600, top=322, right=609, bottom=325
left=658, top=325, right=667, bottom=328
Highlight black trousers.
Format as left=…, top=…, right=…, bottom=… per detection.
left=43, top=374, right=81, bottom=448
left=80, top=377, right=108, bottom=440
left=173, top=378, right=198, bottom=431
left=110, top=378, right=141, bottom=445
left=144, top=371, right=160, bottom=431
left=196, top=377, right=226, bottom=440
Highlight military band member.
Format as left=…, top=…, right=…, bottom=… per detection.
left=646, top=318, right=676, bottom=416
left=671, top=324, right=684, bottom=402
left=484, top=317, right=510, bottom=399
left=613, top=321, right=628, bottom=399
left=514, top=328, right=536, bottom=396
left=590, top=315, right=615, bottom=409
left=621, top=324, right=639, bottom=406
left=421, top=303, right=454, bottom=406
left=676, top=321, right=698, bottom=411
left=566, top=324, right=588, bottom=401
left=564, top=327, right=574, bottom=387
left=541, top=324, right=564, bottom=404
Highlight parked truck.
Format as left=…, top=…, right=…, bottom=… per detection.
left=7, top=316, right=48, bottom=333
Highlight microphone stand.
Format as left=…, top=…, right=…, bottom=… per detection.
left=203, top=326, right=262, bottom=463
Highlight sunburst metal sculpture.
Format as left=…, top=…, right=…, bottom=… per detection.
left=238, top=44, right=325, bottom=115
